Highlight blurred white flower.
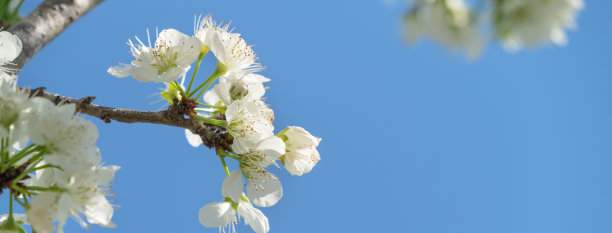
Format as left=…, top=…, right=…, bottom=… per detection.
left=494, top=0, right=584, bottom=51
left=277, top=126, right=321, bottom=176
left=404, top=0, right=484, bottom=58
left=26, top=98, right=98, bottom=154
left=0, top=79, right=30, bottom=150
left=26, top=192, right=69, bottom=233
left=27, top=165, right=119, bottom=233
left=43, top=147, right=102, bottom=173
left=108, top=29, right=201, bottom=82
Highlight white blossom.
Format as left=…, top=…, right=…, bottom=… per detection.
left=226, top=99, right=274, bottom=154
left=0, top=31, right=22, bottom=78
left=27, top=165, right=119, bottom=233
left=0, top=80, right=30, bottom=153
left=43, top=146, right=102, bottom=173
left=277, top=126, right=321, bottom=176
left=26, top=98, right=98, bottom=155
left=196, top=16, right=262, bottom=79
left=204, top=72, right=270, bottom=107
left=238, top=136, right=285, bottom=207
left=108, top=29, right=201, bottom=82
left=26, top=192, right=70, bottom=233
left=494, top=0, right=584, bottom=50
left=198, top=173, right=270, bottom=233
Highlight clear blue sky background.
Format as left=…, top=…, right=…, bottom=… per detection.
left=2, top=0, right=611, bottom=233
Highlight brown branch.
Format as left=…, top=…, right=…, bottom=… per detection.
left=27, top=87, right=233, bottom=151
left=7, top=0, right=105, bottom=71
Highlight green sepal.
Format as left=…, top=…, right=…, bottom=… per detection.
left=0, top=215, right=26, bottom=233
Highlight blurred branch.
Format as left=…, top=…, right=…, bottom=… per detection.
left=7, top=0, right=104, bottom=71
left=26, top=87, right=233, bottom=151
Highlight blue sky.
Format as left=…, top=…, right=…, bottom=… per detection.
left=3, top=0, right=612, bottom=233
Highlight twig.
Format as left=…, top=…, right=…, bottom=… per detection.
left=27, top=87, right=233, bottom=151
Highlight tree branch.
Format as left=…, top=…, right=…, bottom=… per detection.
left=4, top=0, right=234, bottom=152
left=7, top=0, right=104, bottom=71
left=27, top=87, right=233, bottom=151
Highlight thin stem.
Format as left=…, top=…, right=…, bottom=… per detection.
left=29, top=164, right=62, bottom=173
left=190, top=113, right=227, bottom=128
left=3, top=145, right=43, bottom=173
left=10, top=150, right=46, bottom=184
left=189, top=76, right=213, bottom=98
left=217, top=150, right=240, bottom=161
left=27, top=186, right=63, bottom=192
left=1, top=136, right=7, bottom=166
left=171, top=81, right=187, bottom=99
left=13, top=193, right=25, bottom=207
left=3, top=144, right=37, bottom=171
left=197, top=102, right=227, bottom=109
left=186, top=50, right=207, bottom=94
left=189, top=61, right=227, bottom=99
left=10, top=184, right=33, bottom=196
left=217, top=149, right=231, bottom=176
left=8, top=189, right=13, bottom=219
left=194, top=75, right=220, bottom=101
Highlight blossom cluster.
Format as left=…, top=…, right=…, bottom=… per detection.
left=403, top=0, right=585, bottom=57
left=108, top=15, right=322, bottom=233
left=0, top=32, right=119, bottom=233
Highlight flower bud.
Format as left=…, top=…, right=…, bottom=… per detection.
left=277, top=126, right=321, bottom=176
left=229, top=80, right=249, bottom=101
left=160, top=82, right=183, bottom=105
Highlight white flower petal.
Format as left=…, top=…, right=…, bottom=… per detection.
left=129, top=64, right=159, bottom=82
left=185, top=129, right=203, bottom=147
left=107, top=64, right=132, bottom=78
left=159, top=66, right=188, bottom=83
left=94, top=165, right=120, bottom=186
left=222, top=170, right=244, bottom=202
left=84, top=194, right=116, bottom=228
left=237, top=202, right=269, bottom=233
left=198, top=202, right=235, bottom=228
left=279, top=126, right=321, bottom=176
left=173, top=37, right=202, bottom=66
left=0, top=31, right=22, bottom=63
left=255, top=136, right=285, bottom=163
left=212, top=82, right=232, bottom=105
left=27, top=192, right=59, bottom=233
left=203, top=90, right=222, bottom=106
left=246, top=172, right=283, bottom=207
left=284, top=149, right=320, bottom=176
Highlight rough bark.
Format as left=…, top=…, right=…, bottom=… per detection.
left=7, top=0, right=104, bottom=71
